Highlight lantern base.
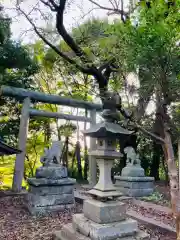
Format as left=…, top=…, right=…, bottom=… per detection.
left=88, top=189, right=122, bottom=199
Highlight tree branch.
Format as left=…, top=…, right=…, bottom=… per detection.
left=99, top=60, right=114, bottom=72
left=40, top=0, right=57, bottom=11
left=56, top=0, right=87, bottom=60
left=88, top=0, right=129, bottom=19
left=136, top=123, right=166, bottom=143
left=39, top=0, right=110, bottom=95
left=49, top=0, right=59, bottom=9
left=18, top=7, right=91, bottom=74
left=98, top=60, right=119, bottom=86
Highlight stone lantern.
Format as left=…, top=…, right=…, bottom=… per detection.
left=53, top=94, right=150, bottom=240
left=83, top=121, right=133, bottom=199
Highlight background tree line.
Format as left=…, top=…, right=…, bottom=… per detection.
left=0, top=0, right=180, bottom=190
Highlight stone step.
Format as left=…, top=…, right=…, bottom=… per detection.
left=53, top=223, right=150, bottom=240
left=72, top=213, right=138, bottom=240
left=53, top=223, right=90, bottom=240
left=74, top=190, right=90, bottom=204
left=127, top=209, right=176, bottom=234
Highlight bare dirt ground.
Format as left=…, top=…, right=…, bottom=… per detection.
left=0, top=194, right=176, bottom=240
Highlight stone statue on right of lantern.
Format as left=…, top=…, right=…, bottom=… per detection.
left=121, top=146, right=145, bottom=177
left=115, top=146, right=154, bottom=197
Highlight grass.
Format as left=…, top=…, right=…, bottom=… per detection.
left=0, top=164, right=14, bottom=189
left=140, top=191, right=170, bottom=207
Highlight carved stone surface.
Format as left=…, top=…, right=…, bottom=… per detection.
left=27, top=175, right=75, bottom=215
left=93, top=159, right=116, bottom=192
left=117, top=176, right=154, bottom=181
left=88, top=189, right=122, bottom=198
left=53, top=223, right=150, bottom=240
left=36, top=166, right=68, bottom=179
left=116, top=179, right=154, bottom=189
left=115, top=174, right=154, bottom=197
left=121, top=166, right=145, bottom=177
left=27, top=204, right=74, bottom=217
left=83, top=199, right=126, bottom=223
left=29, top=185, right=73, bottom=195
left=116, top=187, right=154, bottom=197
left=72, top=214, right=138, bottom=240
left=27, top=177, right=76, bottom=187
left=27, top=193, right=74, bottom=207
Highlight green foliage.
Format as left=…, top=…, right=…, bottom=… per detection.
left=141, top=191, right=170, bottom=207
left=0, top=11, right=39, bottom=146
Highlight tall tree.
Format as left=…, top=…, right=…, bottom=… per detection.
left=106, top=0, right=180, bottom=237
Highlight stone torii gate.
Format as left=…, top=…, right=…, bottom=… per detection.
left=0, top=85, right=102, bottom=192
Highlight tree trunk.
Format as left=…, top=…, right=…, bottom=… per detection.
left=60, top=141, right=66, bottom=166
left=150, top=142, right=160, bottom=180
left=163, top=130, right=180, bottom=239
left=76, top=141, right=83, bottom=180
left=65, top=136, right=69, bottom=169
left=61, top=137, right=69, bottom=168
left=119, top=139, right=126, bottom=174
left=44, top=122, right=51, bottom=145
left=71, top=148, right=76, bottom=177
left=56, top=120, right=61, bottom=141
left=162, top=157, right=169, bottom=185
left=84, top=108, right=88, bottom=180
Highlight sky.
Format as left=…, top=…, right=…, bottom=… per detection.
left=3, top=0, right=130, bottom=42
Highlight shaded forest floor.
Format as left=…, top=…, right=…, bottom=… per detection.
left=0, top=195, right=82, bottom=240
left=0, top=193, right=176, bottom=240
left=140, top=181, right=171, bottom=207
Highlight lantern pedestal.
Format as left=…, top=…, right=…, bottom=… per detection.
left=53, top=201, right=149, bottom=240
left=88, top=158, right=122, bottom=199
left=87, top=141, right=123, bottom=200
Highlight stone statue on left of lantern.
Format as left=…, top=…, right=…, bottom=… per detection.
left=37, top=140, right=68, bottom=179
left=40, top=140, right=63, bottom=166
left=26, top=139, right=76, bottom=216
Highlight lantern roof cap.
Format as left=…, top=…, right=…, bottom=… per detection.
left=82, top=121, right=134, bottom=138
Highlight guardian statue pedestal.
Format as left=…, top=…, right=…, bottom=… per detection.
left=115, top=146, right=154, bottom=197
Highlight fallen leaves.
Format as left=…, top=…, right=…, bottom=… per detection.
left=0, top=195, right=82, bottom=240
left=0, top=194, right=177, bottom=240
